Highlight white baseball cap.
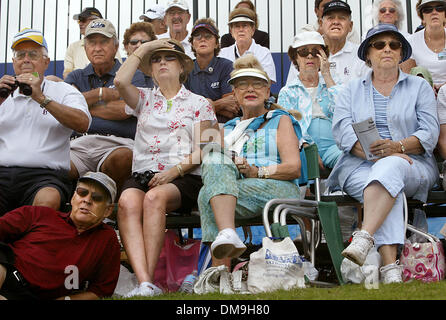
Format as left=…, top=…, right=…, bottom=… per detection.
left=166, top=0, right=189, bottom=12
left=290, top=25, right=325, bottom=49
left=140, top=4, right=165, bottom=21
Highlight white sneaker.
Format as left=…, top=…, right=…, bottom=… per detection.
left=341, top=230, right=374, bottom=266
left=125, top=282, right=163, bottom=298
left=138, top=282, right=163, bottom=296
left=380, top=261, right=403, bottom=284
left=211, top=228, right=246, bottom=259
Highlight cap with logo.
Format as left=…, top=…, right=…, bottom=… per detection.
left=165, top=0, right=189, bottom=12
left=11, top=28, right=48, bottom=51
left=140, top=4, right=166, bottom=21
left=322, top=0, right=352, bottom=17
left=85, top=19, right=117, bottom=39
left=78, top=171, right=117, bottom=203
left=73, top=7, right=103, bottom=21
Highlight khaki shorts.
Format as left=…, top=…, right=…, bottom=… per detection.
left=70, top=135, right=134, bottom=176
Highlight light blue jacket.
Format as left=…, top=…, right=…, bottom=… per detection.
left=277, top=74, right=340, bottom=144
left=326, top=70, right=440, bottom=202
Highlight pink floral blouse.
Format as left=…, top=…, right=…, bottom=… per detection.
left=126, top=85, right=216, bottom=175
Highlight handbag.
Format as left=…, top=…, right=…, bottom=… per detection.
left=153, top=230, right=201, bottom=292
left=399, top=196, right=446, bottom=283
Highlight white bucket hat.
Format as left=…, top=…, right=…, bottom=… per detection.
left=290, top=24, right=325, bottom=49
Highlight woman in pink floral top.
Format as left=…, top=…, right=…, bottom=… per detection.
left=114, top=39, right=217, bottom=298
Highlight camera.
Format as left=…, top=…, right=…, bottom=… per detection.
left=132, top=170, right=155, bottom=188
left=0, top=80, right=32, bottom=98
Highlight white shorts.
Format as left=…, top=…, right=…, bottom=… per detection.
left=70, top=135, right=134, bottom=176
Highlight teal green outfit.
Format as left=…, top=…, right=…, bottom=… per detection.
left=197, top=110, right=305, bottom=242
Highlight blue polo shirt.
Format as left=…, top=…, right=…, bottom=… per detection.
left=185, top=56, right=234, bottom=123
left=65, top=59, right=153, bottom=139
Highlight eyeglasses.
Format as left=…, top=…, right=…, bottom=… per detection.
left=151, top=54, right=178, bottom=63
left=193, top=32, right=214, bottom=41
left=75, top=187, right=105, bottom=203
left=129, top=39, right=151, bottom=46
left=369, top=40, right=402, bottom=50
left=234, top=79, right=267, bottom=90
left=379, top=7, right=397, bottom=14
left=296, top=47, right=320, bottom=58
left=421, top=5, right=446, bottom=14
left=13, top=50, right=45, bottom=61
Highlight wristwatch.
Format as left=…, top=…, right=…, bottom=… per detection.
left=40, top=96, right=52, bottom=109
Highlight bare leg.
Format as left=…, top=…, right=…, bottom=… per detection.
left=362, top=182, right=396, bottom=236
left=0, top=264, right=6, bottom=288
left=32, top=187, right=61, bottom=210
left=117, top=189, right=150, bottom=284
left=100, top=148, right=133, bottom=196
left=209, top=194, right=237, bottom=230
left=143, top=184, right=182, bottom=283
left=379, top=244, right=399, bottom=266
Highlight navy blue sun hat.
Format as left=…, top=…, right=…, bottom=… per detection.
left=358, top=23, right=412, bottom=63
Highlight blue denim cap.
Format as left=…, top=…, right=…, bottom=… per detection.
left=358, top=23, right=412, bottom=63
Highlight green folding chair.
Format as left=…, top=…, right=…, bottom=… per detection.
left=262, top=144, right=345, bottom=285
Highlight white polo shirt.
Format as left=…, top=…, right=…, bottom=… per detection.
left=219, top=39, right=277, bottom=83
left=0, top=79, right=91, bottom=171
left=158, top=31, right=195, bottom=59
left=286, top=41, right=368, bottom=85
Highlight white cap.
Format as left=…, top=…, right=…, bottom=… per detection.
left=166, top=0, right=189, bottom=12
left=228, top=15, right=255, bottom=25
left=140, top=4, right=165, bottom=21
left=290, top=24, right=325, bottom=49
left=228, top=68, right=270, bottom=85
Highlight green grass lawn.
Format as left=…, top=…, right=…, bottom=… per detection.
left=111, top=280, right=446, bottom=300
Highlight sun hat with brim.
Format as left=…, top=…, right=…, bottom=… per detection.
left=228, top=15, right=255, bottom=25
left=418, top=0, right=446, bottom=10
left=290, top=25, right=326, bottom=49
left=139, top=39, right=194, bottom=77
left=228, top=68, right=270, bottom=85
left=12, top=28, right=48, bottom=51
left=78, top=171, right=117, bottom=203
left=358, top=23, right=412, bottom=63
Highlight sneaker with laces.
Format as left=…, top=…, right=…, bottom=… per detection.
left=211, top=228, right=246, bottom=259
left=341, top=230, right=374, bottom=266
left=125, top=282, right=163, bottom=298
left=380, top=261, right=403, bottom=284
left=138, top=282, right=163, bottom=296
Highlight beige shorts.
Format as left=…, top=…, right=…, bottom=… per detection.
left=70, top=135, right=134, bottom=176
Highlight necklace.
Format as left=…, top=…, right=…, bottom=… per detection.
left=426, top=34, right=445, bottom=53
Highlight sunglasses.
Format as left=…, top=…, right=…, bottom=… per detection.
left=76, top=187, right=105, bottom=203
left=129, top=39, right=150, bottom=46
left=296, top=47, right=321, bottom=58
left=369, top=40, right=402, bottom=50
left=14, top=50, right=45, bottom=61
left=150, top=54, right=178, bottom=63
left=234, top=79, right=267, bottom=90
left=421, top=5, right=446, bottom=14
left=379, top=7, right=397, bottom=14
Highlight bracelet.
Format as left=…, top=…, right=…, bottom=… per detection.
left=399, top=140, right=406, bottom=154
left=176, top=164, right=185, bottom=177
left=132, top=53, right=143, bottom=63
left=98, top=87, right=103, bottom=102
left=257, top=166, right=270, bottom=179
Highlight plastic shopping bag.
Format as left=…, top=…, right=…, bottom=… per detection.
left=247, top=236, right=305, bottom=293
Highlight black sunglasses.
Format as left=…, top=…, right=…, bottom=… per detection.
left=150, top=54, right=178, bottom=63
left=76, top=187, right=105, bottom=203
left=421, top=5, right=446, bottom=14
left=369, top=40, right=402, bottom=50
left=296, top=47, right=320, bottom=58
left=129, top=39, right=150, bottom=46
